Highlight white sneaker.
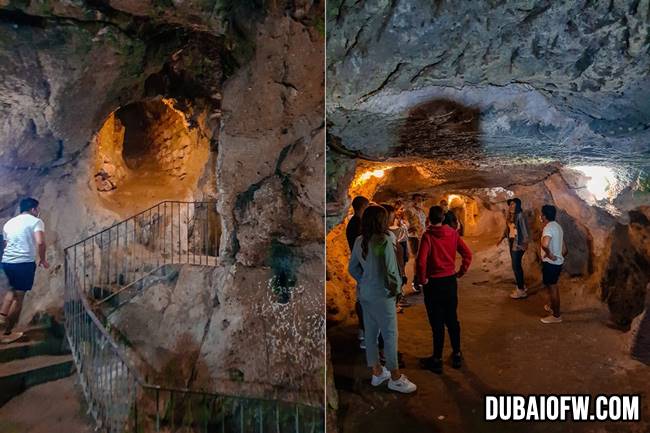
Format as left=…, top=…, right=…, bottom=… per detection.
left=359, top=340, right=366, bottom=350
left=544, top=304, right=553, bottom=314
left=540, top=315, right=562, bottom=324
left=388, top=374, right=417, bottom=393
left=509, top=288, right=528, bottom=299
left=357, top=329, right=365, bottom=341
left=371, top=367, right=390, bottom=387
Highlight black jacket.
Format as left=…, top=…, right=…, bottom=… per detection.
left=346, top=215, right=362, bottom=251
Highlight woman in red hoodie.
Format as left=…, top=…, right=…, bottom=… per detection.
left=415, top=205, right=472, bottom=374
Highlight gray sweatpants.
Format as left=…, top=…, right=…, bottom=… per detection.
left=360, top=296, right=398, bottom=371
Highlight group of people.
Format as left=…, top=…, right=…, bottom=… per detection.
left=346, top=193, right=567, bottom=394
left=0, top=198, right=49, bottom=344
left=496, top=197, right=567, bottom=324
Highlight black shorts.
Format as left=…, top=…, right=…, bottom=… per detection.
left=2, top=262, right=37, bottom=291
left=542, top=262, right=562, bottom=286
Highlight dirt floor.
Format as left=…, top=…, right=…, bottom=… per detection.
left=0, top=376, right=93, bottom=433
left=329, top=235, right=650, bottom=433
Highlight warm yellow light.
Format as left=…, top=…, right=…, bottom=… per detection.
left=358, top=169, right=385, bottom=182
left=447, top=194, right=462, bottom=205
left=161, top=98, right=190, bottom=128
left=571, top=165, right=616, bottom=200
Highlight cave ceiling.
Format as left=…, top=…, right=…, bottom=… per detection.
left=326, top=0, right=650, bottom=175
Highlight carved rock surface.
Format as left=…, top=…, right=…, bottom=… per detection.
left=327, top=0, right=650, bottom=174
left=602, top=207, right=650, bottom=328
left=0, top=1, right=324, bottom=404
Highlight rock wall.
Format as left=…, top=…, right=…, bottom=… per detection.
left=210, top=14, right=325, bottom=401
left=111, top=260, right=323, bottom=403
left=602, top=206, right=650, bottom=329
left=326, top=0, right=650, bottom=176
left=0, top=0, right=229, bottom=322
left=94, top=112, right=128, bottom=191
left=1, top=0, right=324, bottom=404
left=114, top=13, right=326, bottom=402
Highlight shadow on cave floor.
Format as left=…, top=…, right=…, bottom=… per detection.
left=330, top=236, right=650, bottom=433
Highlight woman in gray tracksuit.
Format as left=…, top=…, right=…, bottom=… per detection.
left=348, top=205, right=416, bottom=394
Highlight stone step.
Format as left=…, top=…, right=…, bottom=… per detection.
left=0, top=354, right=75, bottom=406
left=0, top=325, right=67, bottom=363
left=0, top=375, right=94, bottom=433
left=17, top=324, right=51, bottom=341
left=0, top=339, right=66, bottom=363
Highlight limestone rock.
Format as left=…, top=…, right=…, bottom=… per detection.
left=1, top=1, right=324, bottom=405
left=327, top=0, right=650, bottom=174
left=602, top=209, right=650, bottom=328
left=234, top=176, right=291, bottom=266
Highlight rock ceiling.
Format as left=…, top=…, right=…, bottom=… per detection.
left=326, top=0, right=650, bottom=175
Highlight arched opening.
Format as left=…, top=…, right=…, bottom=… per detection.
left=92, top=97, right=210, bottom=214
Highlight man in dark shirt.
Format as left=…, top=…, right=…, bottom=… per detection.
left=346, top=196, right=369, bottom=348
left=346, top=196, right=369, bottom=250
left=440, top=199, right=463, bottom=236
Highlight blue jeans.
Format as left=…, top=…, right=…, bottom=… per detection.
left=509, top=240, right=525, bottom=290
left=399, top=241, right=409, bottom=262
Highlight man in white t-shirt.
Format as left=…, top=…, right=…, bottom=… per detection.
left=0, top=198, right=49, bottom=343
left=539, top=204, right=567, bottom=324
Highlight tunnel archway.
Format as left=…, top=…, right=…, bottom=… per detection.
left=327, top=157, right=650, bottom=432
left=326, top=159, right=631, bottom=325
left=92, top=97, right=211, bottom=214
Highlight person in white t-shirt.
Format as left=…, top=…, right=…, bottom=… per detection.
left=539, top=205, right=567, bottom=324
left=0, top=198, right=49, bottom=343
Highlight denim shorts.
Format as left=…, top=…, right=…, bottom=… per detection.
left=2, top=262, right=37, bottom=291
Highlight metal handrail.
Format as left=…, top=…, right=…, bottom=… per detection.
left=63, top=201, right=324, bottom=433
left=95, top=265, right=164, bottom=307
left=67, top=270, right=146, bottom=383
left=66, top=201, right=215, bottom=250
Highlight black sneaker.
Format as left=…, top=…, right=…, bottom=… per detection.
left=419, top=356, right=443, bottom=374
left=452, top=352, right=462, bottom=369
